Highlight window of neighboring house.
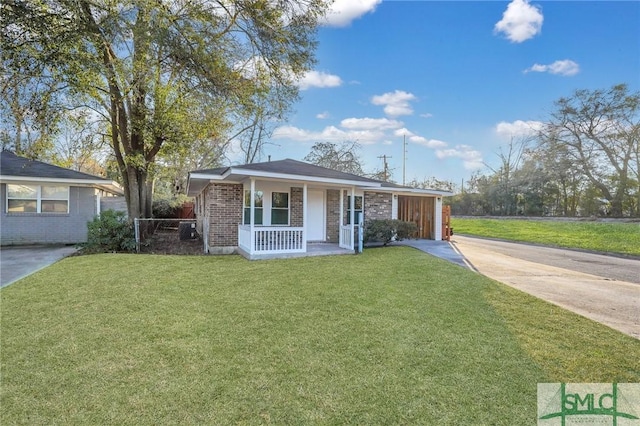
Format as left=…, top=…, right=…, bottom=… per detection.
left=346, top=195, right=363, bottom=225
left=7, top=184, right=69, bottom=213
left=271, top=192, right=289, bottom=225
left=243, top=190, right=263, bottom=225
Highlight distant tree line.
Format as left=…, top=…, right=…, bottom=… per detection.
left=449, top=84, right=639, bottom=218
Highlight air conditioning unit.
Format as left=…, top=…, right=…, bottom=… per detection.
left=179, top=222, right=197, bottom=240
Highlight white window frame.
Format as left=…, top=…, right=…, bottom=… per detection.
left=243, top=189, right=263, bottom=225
left=270, top=191, right=290, bottom=226
left=6, top=184, right=70, bottom=214
left=346, top=195, right=363, bottom=225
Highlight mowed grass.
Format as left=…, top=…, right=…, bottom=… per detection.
left=452, top=218, right=640, bottom=256
left=2, top=248, right=639, bottom=425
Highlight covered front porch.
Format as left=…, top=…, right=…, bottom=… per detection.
left=236, top=179, right=360, bottom=260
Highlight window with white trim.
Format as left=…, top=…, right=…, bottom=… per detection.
left=7, top=184, right=69, bottom=213
left=271, top=192, right=289, bottom=225
left=243, top=190, right=263, bottom=225
left=346, top=195, right=363, bottom=225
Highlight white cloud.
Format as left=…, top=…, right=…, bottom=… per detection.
left=340, top=117, right=403, bottom=130
left=436, top=145, right=484, bottom=170
left=524, top=59, right=580, bottom=76
left=272, top=125, right=383, bottom=145
left=411, top=137, right=448, bottom=149
left=494, top=0, right=543, bottom=43
left=274, top=119, right=485, bottom=171
left=420, top=113, right=433, bottom=119
left=297, top=70, right=343, bottom=90
left=371, top=90, right=417, bottom=117
left=316, top=111, right=330, bottom=119
left=322, top=0, right=382, bottom=27
left=393, top=128, right=448, bottom=149
left=495, top=120, right=543, bottom=139
left=394, top=128, right=415, bottom=137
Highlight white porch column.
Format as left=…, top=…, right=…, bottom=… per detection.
left=434, top=196, right=443, bottom=240
left=339, top=188, right=344, bottom=227
left=350, top=186, right=355, bottom=250
left=339, top=188, right=344, bottom=247
left=303, top=183, right=308, bottom=252
left=250, top=178, right=255, bottom=253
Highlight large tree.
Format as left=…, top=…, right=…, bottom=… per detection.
left=3, top=0, right=328, bottom=218
left=539, top=84, right=639, bottom=216
left=304, top=141, right=365, bottom=175
left=0, top=53, right=63, bottom=159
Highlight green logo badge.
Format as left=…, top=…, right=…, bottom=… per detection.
left=538, top=383, right=640, bottom=425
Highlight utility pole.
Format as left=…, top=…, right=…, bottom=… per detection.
left=377, top=154, right=392, bottom=181
left=402, top=134, right=407, bottom=186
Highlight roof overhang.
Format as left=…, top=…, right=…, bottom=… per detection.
left=187, top=167, right=383, bottom=197
left=383, top=187, right=453, bottom=197
left=1, top=175, right=124, bottom=196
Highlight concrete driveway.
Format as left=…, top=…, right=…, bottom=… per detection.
left=0, top=246, right=78, bottom=288
left=450, top=235, right=640, bottom=340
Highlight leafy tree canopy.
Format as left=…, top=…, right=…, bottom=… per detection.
left=2, top=0, right=329, bottom=218
left=304, top=141, right=365, bottom=175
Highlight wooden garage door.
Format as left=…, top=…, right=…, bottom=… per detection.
left=397, top=196, right=434, bottom=239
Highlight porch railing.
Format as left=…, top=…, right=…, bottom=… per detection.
left=339, top=225, right=353, bottom=250
left=238, top=225, right=305, bottom=254
left=238, top=225, right=252, bottom=252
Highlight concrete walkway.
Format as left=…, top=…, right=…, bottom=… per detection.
left=397, top=239, right=471, bottom=268
left=0, top=245, right=78, bottom=288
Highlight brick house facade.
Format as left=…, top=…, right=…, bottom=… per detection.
left=187, top=159, right=450, bottom=259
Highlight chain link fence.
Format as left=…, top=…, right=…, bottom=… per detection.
left=134, top=218, right=204, bottom=255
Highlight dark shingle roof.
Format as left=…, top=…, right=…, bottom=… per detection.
left=1, top=150, right=110, bottom=181
left=193, top=159, right=383, bottom=184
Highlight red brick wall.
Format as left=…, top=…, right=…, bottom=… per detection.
left=206, top=183, right=243, bottom=247
left=364, top=191, right=392, bottom=221
left=326, top=189, right=340, bottom=242
left=291, top=187, right=303, bottom=227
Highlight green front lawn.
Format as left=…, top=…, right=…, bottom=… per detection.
left=2, top=248, right=638, bottom=424
left=452, top=218, right=640, bottom=256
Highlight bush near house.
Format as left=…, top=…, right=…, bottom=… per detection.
left=364, top=219, right=418, bottom=245
left=152, top=195, right=191, bottom=218
left=84, top=210, right=136, bottom=253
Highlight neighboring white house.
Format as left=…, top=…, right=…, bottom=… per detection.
left=0, top=150, right=123, bottom=245
left=187, top=159, right=452, bottom=259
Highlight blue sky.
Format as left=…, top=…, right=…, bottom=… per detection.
left=252, top=1, right=640, bottom=187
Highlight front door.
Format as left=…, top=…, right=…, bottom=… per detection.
left=307, top=189, right=325, bottom=241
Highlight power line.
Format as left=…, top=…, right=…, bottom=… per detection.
left=377, top=154, right=392, bottom=181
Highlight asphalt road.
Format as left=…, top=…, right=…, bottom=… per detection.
left=450, top=235, right=640, bottom=339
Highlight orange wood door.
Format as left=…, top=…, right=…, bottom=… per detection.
left=442, top=205, right=451, bottom=241
left=397, top=196, right=434, bottom=239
